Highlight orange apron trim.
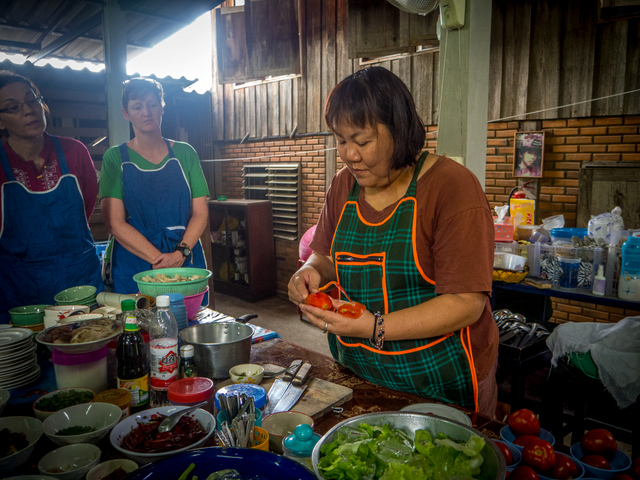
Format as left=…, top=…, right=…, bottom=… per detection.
left=460, top=326, right=479, bottom=412
left=336, top=331, right=454, bottom=356
left=410, top=200, right=436, bottom=285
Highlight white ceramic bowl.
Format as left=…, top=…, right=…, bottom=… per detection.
left=4, top=476, right=58, bottom=480
left=262, top=411, right=314, bottom=454
left=0, top=416, right=44, bottom=476
left=43, top=306, right=90, bottom=329
left=33, top=388, right=97, bottom=421
left=86, top=458, right=138, bottom=480
left=229, top=364, right=265, bottom=384
left=36, top=319, right=120, bottom=354
left=57, top=313, right=104, bottom=325
left=38, top=443, right=101, bottom=480
left=110, top=406, right=216, bottom=465
left=0, top=388, right=10, bottom=415
left=43, top=402, right=122, bottom=446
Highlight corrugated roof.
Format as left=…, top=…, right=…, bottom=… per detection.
left=0, top=0, right=222, bottom=64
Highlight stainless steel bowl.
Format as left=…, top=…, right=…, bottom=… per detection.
left=179, top=321, right=254, bottom=379
left=312, top=411, right=506, bottom=480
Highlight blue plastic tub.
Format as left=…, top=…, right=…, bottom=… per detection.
left=550, top=228, right=588, bottom=243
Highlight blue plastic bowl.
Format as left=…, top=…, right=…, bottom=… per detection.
left=538, top=452, right=585, bottom=480
left=570, top=443, right=631, bottom=480
left=493, top=439, right=522, bottom=470
left=500, top=425, right=555, bottom=451
left=122, top=447, right=317, bottom=479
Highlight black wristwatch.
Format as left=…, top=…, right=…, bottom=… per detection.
left=175, top=243, right=191, bottom=258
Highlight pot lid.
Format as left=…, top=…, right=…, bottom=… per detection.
left=215, top=383, right=267, bottom=409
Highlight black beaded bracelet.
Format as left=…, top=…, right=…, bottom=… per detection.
left=371, top=311, right=385, bottom=350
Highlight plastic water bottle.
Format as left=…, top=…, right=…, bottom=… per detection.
left=618, top=236, right=640, bottom=301
left=149, top=295, right=179, bottom=407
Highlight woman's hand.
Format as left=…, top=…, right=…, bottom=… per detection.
left=151, top=251, right=185, bottom=269
left=300, top=299, right=374, bottom=339
left=288, top=264, right=323, bottom=305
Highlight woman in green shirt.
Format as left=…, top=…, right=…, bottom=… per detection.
left=99, top=78, right=209, bottom=294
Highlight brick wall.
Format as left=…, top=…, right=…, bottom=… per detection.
left=214, top=118, right=640, bottom=321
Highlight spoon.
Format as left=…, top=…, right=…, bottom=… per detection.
left=157, top=401, right=207, bottom=433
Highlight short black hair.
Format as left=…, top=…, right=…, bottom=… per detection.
left=122, top=77, right=165, bottom=111
left=324, top=67, right=425, bottom=170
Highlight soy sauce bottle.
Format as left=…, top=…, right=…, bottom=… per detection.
left=117, top=299, right=149, bottom=412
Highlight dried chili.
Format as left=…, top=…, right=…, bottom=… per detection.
left=120, top=414, right=206, bottom=453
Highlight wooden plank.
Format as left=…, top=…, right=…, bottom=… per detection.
left=306, top=0, right=322, bottom=133
left=348, top=0, right=410, bottom=59
left=211, top=10, right=225, bottom=142
left=411, top=53, right=429, bottom=124
left=325, top=135, right=336, bottom=191
left=234, top=87, right=245, bottom=140
left=527, top=0, right=561, bottom=120
left=623, top=19, right=640, bottom=114
left=559, top=0, right=595, bottom=118
left=432, top=52, right=440, bottom=126
left=245, top=0, right=300, bottom=78
left=335, top=0, right=352, bottom=85
left=224, top=83, right=235, bottom=140
left=408, top=9, right=439, bottom=47
left=279, top=79, right=293, bottom=135
left=256, top=83, right=268, bottom=138
left=592, top=20, right=628, bottom=116
left=391, top=56, right=411, bottom=94
left=46, top=127, right=106, bottom=138
left=488, top=0, right=504, bottom=122
left=296, top=0, right=307, bottom=133
left=268, top=81, right=280, bottom=137
left=216, top=7, right=248, bottom=85
left=500, top=0, right=531, bottom=120
left=245, top=86, right=256, bottom=138
left=322, top=0, right=336, bottom=132
left=46, top=102, right=106, bottom=119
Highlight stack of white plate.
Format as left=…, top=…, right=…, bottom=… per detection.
left=0, top=327, right=40, bottom=389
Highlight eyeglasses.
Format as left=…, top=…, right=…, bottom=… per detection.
left=0, top=95, right=44, bottom=115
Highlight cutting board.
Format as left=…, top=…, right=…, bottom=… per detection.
left=217, top=364, right=353, bottom=420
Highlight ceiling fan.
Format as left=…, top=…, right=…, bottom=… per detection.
left=386, top=0, right=465, bottom=30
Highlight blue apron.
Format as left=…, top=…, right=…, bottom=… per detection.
left=0, top=136, right=103, bottom=323
left=110, top=140, right=206, bottom=297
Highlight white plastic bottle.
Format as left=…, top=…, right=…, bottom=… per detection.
left=592, top=264, right=606, bottom=296
left=149, top=295, right=179, bottom=407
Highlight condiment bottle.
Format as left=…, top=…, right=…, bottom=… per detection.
left=116, top=299, right=149, bottom=412
left=592, top=264, right=606, bottom=296
left=282, top=424, right=321, bottom=469
left=149, top=295, right=179, bottom=407
left=179, top=344, right=197, bottom=378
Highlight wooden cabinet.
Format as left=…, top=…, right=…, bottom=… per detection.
left=208, top=199, right=276, bottom=302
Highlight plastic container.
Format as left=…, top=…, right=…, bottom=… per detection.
left=215, top=384, right=267, bottom=411
left=569, top=351, right=599, bottom=379
left=217, top=408, right=263, bottom=430
left=168, top=377, right=215, bottom=413
left=95, top=388, right=132, bottom=419
left=282, top=424, right=321, bottom=470
left=52, top=346, right=108, bottom=393
left=164, top=293, right=188, bottom=332
left=618, top=236, right=640, bottom=301
left=184, top=287, right=208, bottom=320
left=558, top=256, right=582, bottom=288
left=550, top=228, right=588, bottom=243
left=132, top=268, right=212, bottom=297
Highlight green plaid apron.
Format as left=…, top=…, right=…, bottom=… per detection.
left=328, top=152, right=477, bottom=409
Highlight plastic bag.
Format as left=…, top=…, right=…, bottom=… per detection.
left=494, top=205, right=509, bottom=223
left=588, top=207, right=624, bottom=245
left=542, top=214, right=564, bottom=230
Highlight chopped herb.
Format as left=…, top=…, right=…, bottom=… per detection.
left=57, top=425, right=97, bottom=436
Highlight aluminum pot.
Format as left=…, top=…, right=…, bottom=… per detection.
left=178, top=315, right=256, bottom=379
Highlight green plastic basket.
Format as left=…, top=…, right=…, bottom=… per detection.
left=132, top=267, right=212, bottom=297
left=569, top=351, right=599, bottom=379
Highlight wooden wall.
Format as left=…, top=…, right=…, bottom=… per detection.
left=212, top=0, right=640, bottom=143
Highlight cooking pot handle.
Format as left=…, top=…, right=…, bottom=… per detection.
left=235, top=314, right=258, bottom=324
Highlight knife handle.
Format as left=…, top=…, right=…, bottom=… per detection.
left=283, top=360, right=303, bottom=381
left=292, top=362, right=312, bottom=386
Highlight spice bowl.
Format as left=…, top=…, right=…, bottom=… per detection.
left=43, top=402, right=123, bottom=446
left=262, top=411, right=314, bottom=454
left=38, top=443, right=101, bottom=480
left=86, top=458, right=138, bottom=480
left=229, top=364, right=264, bottom=384
left=0, top=416, right=44, bottom=476
left=109, top=405, right=216, bottom=465
left=33, top=388, right=97, bottom=421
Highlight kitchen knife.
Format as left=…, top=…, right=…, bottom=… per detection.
left=263, top=359, right=302, bottom=415
left=271, top=362, right=312, bottom=413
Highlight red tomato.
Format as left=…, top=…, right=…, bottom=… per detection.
left=581, top=455, right=611, bottom=470
left=581, top=429, right=617, bottom=458
left=611, top=475, right=634, bottom=480
left=522, top=439, right=556, bottom=472
left=631, top=457, right=640, bottom=480
left=551, top=455, right=579, bottom=480
left=510, top=466, right=541, bottom=480
left=514, top=435, right=540, bottom=448
left=304, top=292, right=334, bottom=311
left=509, top=409, right=541, bottom=436
left=495, top=441, right=514, bottom=466
left=336, top=302, right=366, bottom=319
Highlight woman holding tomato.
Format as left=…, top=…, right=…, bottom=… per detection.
left=288, top=67, right=499, bottom=415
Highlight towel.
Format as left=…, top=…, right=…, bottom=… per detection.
left=546, top=317, right=640, bottom=409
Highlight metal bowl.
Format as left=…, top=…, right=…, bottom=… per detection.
left=312, top=411, right=506, bottom=480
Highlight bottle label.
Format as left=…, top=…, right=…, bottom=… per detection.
left=124, top=314, right=139, bottom=332
left=150, top=340, right=178, bottom=390
left=118, top=374, right=149, bottom=407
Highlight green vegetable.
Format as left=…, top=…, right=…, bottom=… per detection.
left=35, top=390, right=94, bottom=412
left=317, top=422, right=487, bottom=480
left=56, top=425, right=97, bottom=436
left=177, top=463, right=195, bottom=480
